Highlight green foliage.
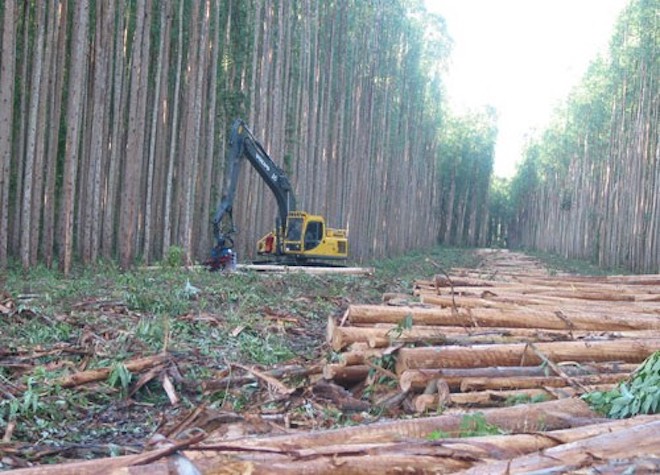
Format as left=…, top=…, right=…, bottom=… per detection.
left=120, top=272, right=191, bottom=316
left=583, top=352, right=660, bottom=418
left=236, top=332, right=295, bottom=366
left=458, top=412, right=507, bottom=437
left=426, top=413, right=507, bottom=440
left=165, top=246, right=185, bottom=268
left=504, top=393, right=550, bottom=406
left=387, top=313, right=414, bottom=339
left=427, top=429, right=451, bottom=440
left=507, top=0, right=659, bottom=272
left=530, top=250, right=629, bottom=276
left=438, top=108, right=498, bottom=246
left=108, top=363, right=133, bottom=396
left=487, top=177, right=512, bottom=247
left=373, top=246, right=481, bottom=293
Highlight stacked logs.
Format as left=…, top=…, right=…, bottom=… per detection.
left=325, top=263, right=660, bottom=412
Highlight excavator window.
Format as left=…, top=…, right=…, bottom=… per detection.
left=286, top=217, right=303, bottom=241
left=304, top=220, right=323, bottom=250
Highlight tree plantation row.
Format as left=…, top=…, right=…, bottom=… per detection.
left=0, top=0, right=496, bottom=273
left=0, top=0, right=656, bottom=274
left=507, top=0, right=659, bottom=274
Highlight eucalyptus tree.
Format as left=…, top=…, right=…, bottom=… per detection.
left=0, top=0, right=16, bottom=267
left=0, top=0, right=484, bottom=270
left=438, top=108, right=497, bottom=247
left=509, top=0, right=658, bottom=273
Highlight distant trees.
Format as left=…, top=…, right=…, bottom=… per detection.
left=437, top=108, right=498, bottom=247
left=508, top=0, right=659, bottom=273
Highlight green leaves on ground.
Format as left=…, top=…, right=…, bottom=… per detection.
left=427, top=412, right=507, bottom=440
left=582, top=351, right=660, bottom=418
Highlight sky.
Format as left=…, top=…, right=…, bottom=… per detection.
left=424, top=0, right=631, bottom=178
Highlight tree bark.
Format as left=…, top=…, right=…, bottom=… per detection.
left=461, top=420, right=660, bottom=475
left=458, top=372, right=628, bottom=392
left=348, top=304, right=660, bottom=332
left=20, top=2, right=46, bottom=269
left=399, top=362, right=639, bottom=392
left=328, top=318, right=659, bottom=351
left=41, top=0, right=68, bottom=267
left=394, top=339, right=660, bottom=374
left=59, top=0, right=90, bottom=275
left=0, top=0, right=16, bottom=267
left=119, top=0, right=151, bottom=268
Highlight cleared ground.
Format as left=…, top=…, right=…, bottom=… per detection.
left=2, top=248, right=657, bottom=473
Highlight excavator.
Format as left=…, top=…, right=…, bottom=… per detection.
left=207, top=119, right=348, bottom=270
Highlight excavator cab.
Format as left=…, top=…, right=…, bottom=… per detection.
left=256, top=211, right=348, bottom=264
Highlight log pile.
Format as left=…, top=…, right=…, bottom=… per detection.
left=8, top=250, right=660, bottom=474
left=324, top=251, right=660, bottom=415
left=9, top=404, right=660, bottom=474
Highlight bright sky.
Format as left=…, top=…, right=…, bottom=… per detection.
left=425, top=0, right=630, bottom=177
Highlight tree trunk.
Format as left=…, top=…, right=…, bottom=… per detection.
left=59, top=0, right=90, bottom=275
left=101, top=0, right=127, bottom=261
left=458, top=372, right=628, bottom=392
left=394, top=339, right=660, bottom=374
left=0, top=0, right=16, bottom=267
left=56, top=354, right=170, bottom=388
left=119, top=0, right=151, bottom=268
left=328, top=318, right=659, bottom=351
left=209, top=398, right=597, bottom=449
left=83, top=0, right=113, bottom=264
left=41, top=0, right=68, bottom=267
left=163, top=0, right=185, bottom=255
left=143, top=2, right=168, bottom=264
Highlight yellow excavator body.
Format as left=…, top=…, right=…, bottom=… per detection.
left=256, top=211, right=348, bottom=263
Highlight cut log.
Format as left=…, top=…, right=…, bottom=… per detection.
left=251, top=454, right=472, bottom=474
left=394, top=339, right=660, bottom=374
left=413, top=384, right=615, bottom=410
left=203, top=398, right=597, bottom=449
left=329, top=319, right=659, bottom=350
left=339, top=348, right=389, bottom=366
left=348, top=304, right=660, bottom=331
left=421, top=294, right=520, bottom=310
left=236, top=264, right=374, bottom=275
left=381, top=292, right=412, bottom=302
left=322, top=364, right=370, bottom=385
left=398, top=363, right=638, bottom=391
left=418, top=284, right=660, bottom=304
left=421, top=293, right=660, bottom=316
left=459, top=419, right=660, bottom=474
left=459, top=372, right=628, bottom=392
left=13, top=417, right=657, bottom=475
left=328, top=318, right=448, bottom=350
left=312, top=381, right=371, bottom=412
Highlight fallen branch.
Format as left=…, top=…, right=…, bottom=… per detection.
left=54, top=353, right=171, bottom=388
left=231, top=363, right=296, bottom=395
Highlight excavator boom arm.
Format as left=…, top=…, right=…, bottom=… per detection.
left=212, top=119, right=296, bottom=248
